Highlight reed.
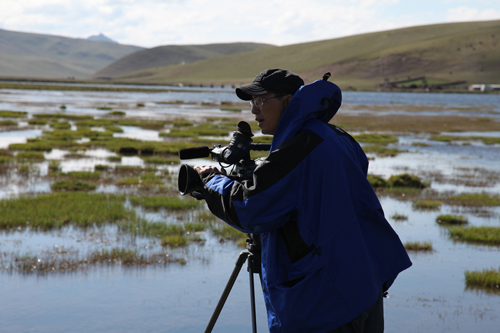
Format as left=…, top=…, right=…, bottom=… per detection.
left=465, top=268, right=500, bottom=290
left=448, top=226, right=500, bottom=245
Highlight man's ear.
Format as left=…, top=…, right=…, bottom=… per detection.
left=283, top=94, right=293, bottom=107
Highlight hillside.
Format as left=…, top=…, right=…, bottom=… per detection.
left=110, top=20, right=500, bottom=90
left=0, top=29, right=143, bottom=79
left=92, top=42, right=275, bottom=79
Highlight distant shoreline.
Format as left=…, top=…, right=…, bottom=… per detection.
left=0, top=77, right=498, bottom=95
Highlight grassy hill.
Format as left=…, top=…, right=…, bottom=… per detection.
left=0, top=29, right=143, bottom=79
left=92, top=43, right=275, bottom=79
left=109, top=20, right=500, bottom=90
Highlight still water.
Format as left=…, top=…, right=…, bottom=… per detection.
left=0, top=88, right=499, bottom=332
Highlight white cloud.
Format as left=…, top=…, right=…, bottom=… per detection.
left=446, top=6, right=500, bottom=22
left=0, top=0, right=499, bottom=48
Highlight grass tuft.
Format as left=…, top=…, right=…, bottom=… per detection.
left=404, top=241, right=433, bottom=251
left=436, top=214, right=468, bottom=225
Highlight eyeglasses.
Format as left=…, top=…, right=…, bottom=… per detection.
left=249, top=96, right=281, bottom=108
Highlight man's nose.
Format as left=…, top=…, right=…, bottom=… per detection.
left=250, top=105, right=260, bottom=114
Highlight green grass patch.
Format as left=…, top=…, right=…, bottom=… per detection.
left=28, top=119, right=48, bottom=125
left=161, top=235, right=188, bottom=247
left=33, top=113, right=93, bottom=121
left=117, top=119, right=166, bottom=130
left=0, top=120, right=18, bottom=126
left=128, top=195, right=201, bottom=210
left=354, top=133, right=398, bottom=145
left=211, top=223, right=246, bottom=243
left=367, top=174, right=388, bottom=188
left=107, top=110, right=126, bottom=116
left=430, top=135, right=500, bottom=145
left=0, top=110, right=27, bottom=118
left=16, top=151, right=45, bottom=161
left=412, top=200, right=442, bottom=210
left=50, top=121, right=71, bottom=130
left=61, top=171, right=101, bottom=180
left=404, top=241, right=433, bottom=251
left=362, top=144, right=404, bottom=157
left=412, top=142, right=431, bottom=147
left=448, top=226, right=500, bottom=245
left=465, top=268, right=500, bottom=290
left=436, top=214, right=468, bottom=225
left=120, top=220, right=184, bottom=238
left=388, top=173, right=427, bottom=188
left=141, top=156, right=179, bottom=164
left=0, top=192, right=136, bottom=230
left=51, top=180, right=97, bottom=192
left=391, top=212, right=408, bottom=221
left=445, top=192, right=500, bottom=207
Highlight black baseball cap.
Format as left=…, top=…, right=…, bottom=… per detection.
left=236, top=69, right=304, bottom=101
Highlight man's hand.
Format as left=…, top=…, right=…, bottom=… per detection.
left=194, top=166, right=227, bottom=176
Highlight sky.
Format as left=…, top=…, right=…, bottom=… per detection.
left=0, top=0, right=499, bottom=48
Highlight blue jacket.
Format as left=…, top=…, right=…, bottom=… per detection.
left=201, top=79, right=412, bottom=332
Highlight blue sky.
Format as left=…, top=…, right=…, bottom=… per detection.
left=0, top=0, right=499, bottom=48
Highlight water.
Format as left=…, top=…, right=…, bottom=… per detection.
left=0, top=87, right=499, bottom=332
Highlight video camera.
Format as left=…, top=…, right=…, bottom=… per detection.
left=178, top=121, right=270, bottom=197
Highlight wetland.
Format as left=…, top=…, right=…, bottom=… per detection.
left=0, top=86, right=499, bottom=332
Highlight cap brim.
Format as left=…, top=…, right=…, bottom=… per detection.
left=235, top=83, right=270, bottom=100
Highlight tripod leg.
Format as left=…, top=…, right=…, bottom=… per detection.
left=205, top=251, right=250, bottom=333
left=248, top=254, right=258, bottom=333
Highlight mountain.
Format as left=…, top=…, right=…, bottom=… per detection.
left=87, top=33, right=118, bottom=44
left=106, top=20, right=500, bottom=90
left=92, top=42, right=275, bottom=79
left=0, top=29, right=143, bottom=79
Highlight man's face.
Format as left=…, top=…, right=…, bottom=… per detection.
left=251, top=93, right=291, bottom=135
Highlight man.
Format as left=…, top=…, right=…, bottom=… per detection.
left=194, top=69, right=412, bottom=332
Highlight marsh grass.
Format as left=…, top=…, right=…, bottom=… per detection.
left=388, top=173, right=428, bottom=188
left=117, top=119, right=166, bottom=130
left=391, top=213, right=408, bottom=221
left=107, top=111, right=126, bottom=116
left=436, top=214, right=468, bottom=225
left=361, top=144, right=404, bottom=157
left=116, top=172, right=165, bottom=189
left=2, top=248, right=182, bottom=274
left=354, top=133, right=398, bottom=145
left=413, top=200, right=442, bottom=210
left=16, top=151, right=45, bottom=161
left=465, top=268, right=500, bottom=290
left=0, top=192, right=137, bottom=230
left=448, top=226, right=500, bottom=245
left=445, top=193, right=500, bottom=207
left=141, top=156, right=179, bottom=164
left=128, top=195, right=201, bottom=210
left=430, top=135, right=500, bottom=145
left=0, top=110, right=27, bottom=118
left=404, top=241, right=433, bottom=251
left=51, top=121, right=71, bottom=130
left=211, top=222, right=247, bottom=245
left=161, top=235, right=188, bottom=247
left=51, top=180, right=97, bottom=192
left=0, top=120, right=18, bottom=126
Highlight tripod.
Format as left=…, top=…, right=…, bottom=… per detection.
left=205, top=234, right=262, bottom=333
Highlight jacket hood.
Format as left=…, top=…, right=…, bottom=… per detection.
left=270, top=79, right=342, bottom=151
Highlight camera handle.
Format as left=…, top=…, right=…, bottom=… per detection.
left=205, top=236, right=262, bottom=333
